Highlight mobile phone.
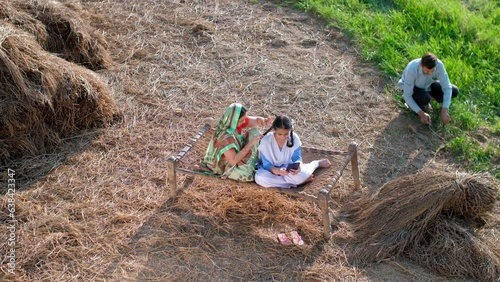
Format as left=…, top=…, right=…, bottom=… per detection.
left=286, top=162, right=300, bottom=172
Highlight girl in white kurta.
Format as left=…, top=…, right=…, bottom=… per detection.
left=254, top=116, right=331, bottom=188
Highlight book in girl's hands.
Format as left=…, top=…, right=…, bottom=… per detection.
left=286, top=162, right=300, bottom=172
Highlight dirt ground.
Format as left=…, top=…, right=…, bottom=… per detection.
left=1, top=0, right=498, bottom=281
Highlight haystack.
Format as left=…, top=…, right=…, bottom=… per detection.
left=406, top=216, right=500, bottom=282
left=341, top=170, right=499, bottom=280
left=6, top=0, right=111, bottom=70
left=0, top=1, right=48, bottom=43
left=0, top=23, right=120, bottom=162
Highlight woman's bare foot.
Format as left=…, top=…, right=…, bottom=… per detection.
left=194, top=163, right=211, bottom=172
left=318, top=159, right=331, bottom=168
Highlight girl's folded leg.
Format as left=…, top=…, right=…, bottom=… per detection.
left=285, top=159, right=331, bottom=186
left=255, top=168, right=295, bottom=188
left=285, top=168, right=313, bottom=186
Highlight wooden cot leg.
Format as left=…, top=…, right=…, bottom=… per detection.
left=318, top=189, right=331, bottom=239
left=166, top=157, right=178, bottom=197
left=349, top=142, right=361, bottom=190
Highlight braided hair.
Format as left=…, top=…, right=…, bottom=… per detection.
left=262, top=115, right=294, bottom=148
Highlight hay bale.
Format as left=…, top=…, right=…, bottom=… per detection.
left=0, top=23, right=120, bottom=162
left=443, top=172, right=498, bottom=217
left=406, top=216, right=500, bottom=282
left=341, top=170, right=499, bottom=280
left=13, top=0, right=111, bottom=70
left=0, top=1, right=48, bottom=43
left=343, top=171, right=457, bottom=261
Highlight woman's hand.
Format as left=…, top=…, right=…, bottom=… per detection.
left=263, top=117, right=273, bottom=126
left=248, top=134, right=263, bottom=147
left=236, top=134, right=262, bottom=165
left=256, top=116, right=274, bottom=127
left=249, top=116, right=273, bottom=128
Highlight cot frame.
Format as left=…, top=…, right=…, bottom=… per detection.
left=166, top=124, right=361, bottom=238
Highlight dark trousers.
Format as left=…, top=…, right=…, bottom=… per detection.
left=412, top=82, right=459, bottom=109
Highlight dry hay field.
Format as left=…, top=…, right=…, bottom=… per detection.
left=1, top=0, right=499, bottom=281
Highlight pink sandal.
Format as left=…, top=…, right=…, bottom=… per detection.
left=277, top=233, right=293, bottom=245
left=290, top=231, right=304, bottom=246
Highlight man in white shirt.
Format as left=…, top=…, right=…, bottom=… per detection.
left=398, top=52, right=459, bottom=125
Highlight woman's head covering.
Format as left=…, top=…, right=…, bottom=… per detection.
left=214, top=103, right=242, bottom=138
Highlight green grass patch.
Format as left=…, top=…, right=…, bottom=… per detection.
left=279, top=0, right=500, bottom=179
left=446, top=135, right=500, bottom=179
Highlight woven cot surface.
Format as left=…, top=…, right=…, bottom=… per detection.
left=173, top=126, right=351, bottom=194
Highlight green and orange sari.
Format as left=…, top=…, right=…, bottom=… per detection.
left=202, top=103, right=260, bottom=182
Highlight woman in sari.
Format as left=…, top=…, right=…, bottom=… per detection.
left=202, top=103, right=272, bottom=182
left=254, top=115, right=331, bottom=188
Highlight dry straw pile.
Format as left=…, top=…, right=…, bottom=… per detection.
left=1, top=0, right=111, bottom=70
left=342, top=170, right=500, bottom=281
left=0, top=0, right=119, bottom=162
